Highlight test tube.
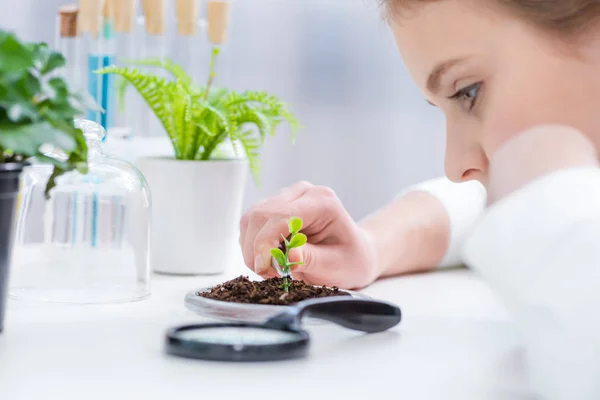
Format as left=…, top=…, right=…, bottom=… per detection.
left=140, top=0, right=167, bottom=137
left=206, top=0, right=233, bottom=87
left=111, top=0, right=139, bottom=139
left=173, top=0, right=204, bottom=85
left=78, top=0, right=116, bottom=132
left=55, top=4, right=84, bottom=99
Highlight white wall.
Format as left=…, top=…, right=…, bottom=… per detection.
left=1, top=0, right=447, bottom=220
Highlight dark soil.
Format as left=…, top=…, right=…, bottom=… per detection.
left=197, top=275, right=350, bottom=306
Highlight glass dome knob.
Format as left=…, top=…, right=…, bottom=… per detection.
left=74, top=118, right=106, bottom=143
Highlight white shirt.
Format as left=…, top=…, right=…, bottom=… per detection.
left=405, top=167, right=600, bottom=400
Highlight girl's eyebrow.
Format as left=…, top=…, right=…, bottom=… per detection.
left=427, top=57, right=468, bottom=94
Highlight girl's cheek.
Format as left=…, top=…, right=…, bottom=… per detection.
left=481, top=79, right=558, bottom=158
left=481, top=59, right=596, bottom=159
left=481, top=99, right=526, bottom=158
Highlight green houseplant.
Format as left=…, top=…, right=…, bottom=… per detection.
left=95, top=47, right=300, bottom=275
left=0, top=29, right=92, bottom=332
left=97, top=48, right=300, bottom=184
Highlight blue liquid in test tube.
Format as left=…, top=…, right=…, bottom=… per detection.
left=87, top=53, right=116, bottom=132
left=87, top=19, right=116, bottom=139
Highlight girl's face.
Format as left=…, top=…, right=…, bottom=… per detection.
left=390, top=0, right=600, bottom=186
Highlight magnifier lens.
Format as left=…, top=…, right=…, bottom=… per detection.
left=167, top=297, right=402, bottom=362
left=176, top=326, right=302, bottom=345
left=166, top=324, right=309, bottom=362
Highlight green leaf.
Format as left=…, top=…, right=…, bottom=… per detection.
left=0, top=30, right=89, bottom=200
left=0, top=70, right=41, bottom=104
left=28, top=42, right=65, bottom=75
left=122, top=57, right=193, bottom=88
left=288, top=233, right=307, bottom=249
left=0, top=31, right=33, bottom=73
left=270, top=248, right=287, bottom=267
left=46, top=77, right=69, bottom=101
left=70, top=90, right=103, bottom=113
left=288, top=216, right=303, bottom=234
left=6, top=103, right=36, bottom=123
left=206, top=87, right=229, bottom=104
left=116, top=76, right=130, bottom=112
left=30, top=153, right=70, bottom=170
left=95, top=65, right=179, bottom=155
left=236, top=129, right=262, bottom=185
left=0, top=122, right=76, bottom=155
left=280, top=234, right=290, bottom=247
left=41, top=52, right=65, bottom=75
left=288, top=261, right=304, bottom=266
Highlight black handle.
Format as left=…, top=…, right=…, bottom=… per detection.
left=296, top=297, right=402, bottom=333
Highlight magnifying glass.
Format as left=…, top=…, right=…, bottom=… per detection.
left=165, top=297, right=401, bottom=362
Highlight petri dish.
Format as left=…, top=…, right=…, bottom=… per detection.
left=184, top=286, right=372, bottom=324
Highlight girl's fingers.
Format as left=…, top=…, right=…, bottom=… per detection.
left=239, top=181, right=313, bottom=269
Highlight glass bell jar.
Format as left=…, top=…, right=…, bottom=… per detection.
left=10, top=119, right=151, bottom=303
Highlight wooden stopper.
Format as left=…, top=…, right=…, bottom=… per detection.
left=59, top=4, right=79, bottom=38
left=77, top=0, right=105, bottom=35
left=175, top=0, right=198, bottom=36
left=114, top=0, right=137, bottom=33
left=102, top=0, right=113, bottom=19
left=206, top=0, right=232, bottom=45
left=142, top=0, right=166, bottom=35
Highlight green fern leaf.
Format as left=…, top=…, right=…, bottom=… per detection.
left=116, top=76, right=129, bottom=112
left=195, top=99, right=229, bottom=132
left=237, top=129, right=262, bottom=185
left=199, top=130, right=228, bottom=160
left=172, top=84, right=194, bottom=159
left=224, top=90, right=280, bottom=108
left=123, top=57, right=193, bottom=87
left=230, top=137, right=242, bottom=159
left=194, top=87, right=229, bottom=105
left=225, top=90, right=300, bottom=142
left=227, top=117, right=240, bottom=155
left=97, top=59, right=300, bottom=167
left=262, top=107, right=301, bottom=141
left=95, top=65, right=181, bottom=156
left=230, top=104, right=272, bottom=143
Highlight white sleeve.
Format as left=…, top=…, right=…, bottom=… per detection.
left=399, top=176, right=487, bottom=268
left=461, top=167, right=600, bottom=400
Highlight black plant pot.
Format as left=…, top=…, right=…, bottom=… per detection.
left=0, top=163, right=22, bottom=333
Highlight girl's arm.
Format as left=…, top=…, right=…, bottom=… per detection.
left=400, top=176, right=487, bottom=268
left=461, top=126, right=600, bottom=400
left=359, top=176, right=487, bottom=278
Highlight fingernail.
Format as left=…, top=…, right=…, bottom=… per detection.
left=254, top=254, right=265, bottom=274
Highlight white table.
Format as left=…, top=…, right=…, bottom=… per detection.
left=0, top=264, right=533, bottom=400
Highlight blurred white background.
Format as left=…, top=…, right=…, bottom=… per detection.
left=0, top=0, right=446, bottom=220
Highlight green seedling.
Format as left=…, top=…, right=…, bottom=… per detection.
left=270, top=216, right=307, bottom=292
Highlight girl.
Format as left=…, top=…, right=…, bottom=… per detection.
left=239, top=1, right=600, bottom=398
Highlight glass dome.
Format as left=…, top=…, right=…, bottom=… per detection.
left=10, top=119, right=151, bottom=303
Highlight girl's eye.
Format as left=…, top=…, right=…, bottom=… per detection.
left=448, top=82, right=482, bottom=112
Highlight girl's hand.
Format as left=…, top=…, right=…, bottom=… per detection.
left=239, top=181, right=378, bottom=289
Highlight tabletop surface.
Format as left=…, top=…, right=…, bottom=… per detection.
left=0, top=262, right=533, bottom=400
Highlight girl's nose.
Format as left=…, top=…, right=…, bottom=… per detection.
left=445, top=143, right=489, bottom=185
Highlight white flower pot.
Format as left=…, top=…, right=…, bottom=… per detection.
left=137, top=157, right=248, bottom=275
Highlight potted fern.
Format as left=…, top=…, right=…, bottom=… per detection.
left=96, top=48, right=300, bottom=275
left=0, top=29, right=91, bottom=331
